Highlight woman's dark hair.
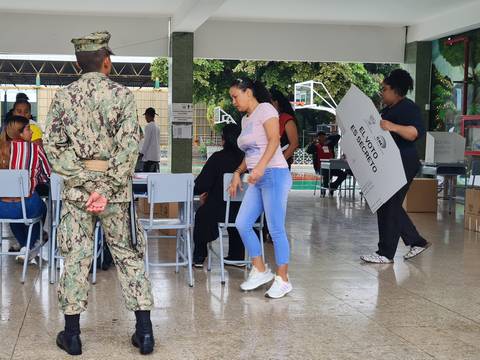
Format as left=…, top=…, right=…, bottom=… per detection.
left=270, top=88, right=295, bottom=117
left=221, top=124, right=242, bottom=152
left=0, top=116, right=29, bottom=169
left=230, top=77, right=272, bottom=103
left=13, top=99, right=31, bottom=112
left=383, top=69, right=414, bottom=97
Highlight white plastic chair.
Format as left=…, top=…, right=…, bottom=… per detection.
left=207, top=173, right=265, bottom=284
left=139, top=173, right=194, bottom=287
left=48, top=173, right=103, bottom=284
left=0, top=170, right=45, bottom=283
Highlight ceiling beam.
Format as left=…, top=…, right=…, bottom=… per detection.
left=407, top=1, right=480, bottom=42
left=171, top=0, right=225, bottom=33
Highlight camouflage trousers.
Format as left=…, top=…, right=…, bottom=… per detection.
left=57, top=200, right=153, bottom=315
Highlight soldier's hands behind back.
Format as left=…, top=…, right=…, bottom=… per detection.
left=86, top=192, right=108, bottom=213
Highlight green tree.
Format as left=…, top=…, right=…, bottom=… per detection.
left=430, top=65, right=456, bottom=130
left=150, top=58, right=393, bottom=134
left=149, top=57, right=168, bottom=85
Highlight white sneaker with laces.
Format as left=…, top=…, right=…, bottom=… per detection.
left=404, top=242, right=431, bottom=260
left=360, top=253, right=393, bottom=264
left=265, top=276, right=292, bottom=299
left=240, top=266, right=274, bottom=291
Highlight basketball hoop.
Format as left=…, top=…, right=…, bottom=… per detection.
left=214, top=107, right=236, bottom=125
left=294, top=80, right=337, bottom=115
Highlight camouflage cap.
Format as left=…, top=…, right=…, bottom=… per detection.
left=71, top=31, right=114, bottom=54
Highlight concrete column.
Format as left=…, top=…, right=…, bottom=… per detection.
left=169, top=32, right=193, bottom=173
left=404, top=41, right=432, bottom=159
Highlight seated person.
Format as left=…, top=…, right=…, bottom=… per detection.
left=307, top=131, right=348, bottom=195
left=9, top=98, right=44, bottom=146
left=9, top=99, right=49, bottom=198
left=0, top=116, right=51, bottom=263
left=193, top=124, right=245, bottom=267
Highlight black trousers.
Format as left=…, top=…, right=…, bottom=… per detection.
left=321, top=169, right=349, bottom=189
left=376, top=153, right=427, bottom=259
left=142, top=161, right=159, bottom=172
left=193, top=203, right=244, bottom=262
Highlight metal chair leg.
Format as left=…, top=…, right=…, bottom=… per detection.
left=207, top=242, right=212, bottom=271
left=92, top=224, right=99, bottom=284
left=186, top=227, right=194, bottom=287
left=175, top=231, right=180, bottom=273
left=144, top=230, right=149, bottom=276
left=219, top=228, right=225, bottom=285
left=22, top=224, right=34, bottom=284
left=38, top=221, right=43, bottom=269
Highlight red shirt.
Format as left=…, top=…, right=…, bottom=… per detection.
left=279, top=113, right=294, bottom=137
left=315, top=143, right=333, bottom=163
left=9, top=140, right=51, bottom=196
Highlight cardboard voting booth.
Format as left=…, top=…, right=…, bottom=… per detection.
left=403, top=178, right=438, bottom=213
left=336, top=85, right=407, bottom=213
left=465, top=188, right=480, bottom=233
left=425, top=132, right=465, bottom=164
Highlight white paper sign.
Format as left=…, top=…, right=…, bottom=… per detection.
left=172, top=103, right=193, bottom=123
left=336, top=85, right=407, bottom=213
left=172, top=124, right=192, bottom=139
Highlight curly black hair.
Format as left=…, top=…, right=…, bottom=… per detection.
left=383, top=69, right=414, bottom=97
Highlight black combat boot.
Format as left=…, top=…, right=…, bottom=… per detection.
left=131, top=310, right=154, bottom=355
left=56, top=314, right=82, bottom=355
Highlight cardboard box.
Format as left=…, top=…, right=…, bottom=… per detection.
left=425, top=132, right=466, bottom=164
left=465, top=213, right=480, bottom=233
left=465, top=188, right=480, bottom=216
left=403, top=178, right=438, bottom=213
left=136, top=198, right=179, bottom=235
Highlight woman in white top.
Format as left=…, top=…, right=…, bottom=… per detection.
left=229, top=78, right=293, bottom=299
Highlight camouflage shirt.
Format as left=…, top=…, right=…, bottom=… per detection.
left=44, top=72, right=141, bottom=203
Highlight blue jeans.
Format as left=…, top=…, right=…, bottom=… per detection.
left=235, top=168, right=292, bottom=266
left=0, top=192, right=46, bottom=248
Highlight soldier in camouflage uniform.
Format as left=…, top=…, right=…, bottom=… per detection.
left=44, top=31, right=154, bottom=356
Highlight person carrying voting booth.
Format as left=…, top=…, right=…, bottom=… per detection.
left=360, top=69, right=431, bottom=264
left=44, top=31, right=154, bottom=356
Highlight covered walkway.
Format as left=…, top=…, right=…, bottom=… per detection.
left=1, top=192, right=476, bottom=359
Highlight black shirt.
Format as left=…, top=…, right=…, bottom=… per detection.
left=380, top=98, right=425, bottom=158
left=194, top=148, right=244, bottom=208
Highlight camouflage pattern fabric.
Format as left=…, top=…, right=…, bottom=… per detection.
left=71, top=31, right=114, bottom=54
left=44, top=71, right=153, bottom=314
left=58, top=200, right=153, bottom=315
left=44, top=72, right=141, bottom=203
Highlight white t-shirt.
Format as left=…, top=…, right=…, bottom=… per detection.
left=141, top=122, right=160, bottom=162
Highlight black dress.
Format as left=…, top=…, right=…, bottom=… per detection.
left=193, top=148, right=245, bottom=262
left=376, top=98, right=428, bottom=259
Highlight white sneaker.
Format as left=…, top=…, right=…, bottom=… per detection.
left=360, top=253, right=393, bottom=264
left=15, top=246, right=27, bottom=263
left=404, top=242, right=431, bottom=260
left=15, top=246, right=38, bottom=265
left=265, top=276, right=292, bottom=299
left=240, top=266, right=274, bottom=291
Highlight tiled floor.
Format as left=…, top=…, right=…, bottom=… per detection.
left=1, top=191, right=479, bottom=359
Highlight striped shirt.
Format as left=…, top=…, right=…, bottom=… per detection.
left=9, top=140, right=51, bottom=196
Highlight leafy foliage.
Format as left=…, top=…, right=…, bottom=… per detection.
left=150, top=58, right=397, bottom=133
left=430, top=66, right=456, bottom=130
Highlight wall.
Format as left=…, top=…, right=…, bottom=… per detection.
left=32, top=87, right=210, bottom=148
left=195, top=20, right=406, bottom=63
left=0, top=13, right=405, bottom=63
